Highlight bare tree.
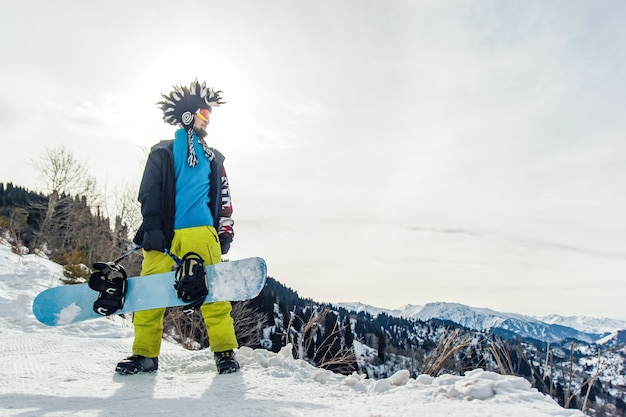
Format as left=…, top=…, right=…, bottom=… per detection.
left=112, top=182, right=142, bottom=237
left=99, top=180, right=142, bottom=243
left=28, top=145, right=127, bottom=279
left=580, top=350, right=603, bottom=414
left=0, top=207, right=28, bottom=253
left=38, top=145, right=95, bottom=197
left=488, top=337, right=515, bottom=375
left=421, top=328, right=471, bottom=377
left=564, top=346, right=606, bottom=412
left=313, top=314, right=357, bottom=374
left=231, top=300, right=269, bottom=348
left=33, top=145, right=98, bottom=251
left=38, top=146, right=99, bottom=219
left=163, top=308, right=207, bottom=350
left=163, top=301, right=270, bottom=351
left=286, top=306, right=357, bottom=374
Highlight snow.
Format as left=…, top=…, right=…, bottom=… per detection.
left=0, top=243, right=584, bottom=417
left=210, top=257, right=266, bottom=300
left=538, top=313, right=626, bottom=334
left=338, top=302, right=626, bottom=337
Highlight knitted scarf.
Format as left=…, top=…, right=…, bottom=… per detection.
left=186, top=128, right=214, bottom=167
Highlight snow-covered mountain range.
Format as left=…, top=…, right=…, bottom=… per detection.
left=336, top=301, right=626, bottom=344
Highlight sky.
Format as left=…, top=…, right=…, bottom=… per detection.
left=1, top=0, right=625, bottom=319
left=0, top=244, right=587, bottom=417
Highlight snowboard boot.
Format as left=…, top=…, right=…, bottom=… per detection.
left=115, top=355, right=159, bottom=374
left=214, top=350, right=240, bottom=374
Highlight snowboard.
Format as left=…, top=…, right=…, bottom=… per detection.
left=33, top=257, right=267, bottom=326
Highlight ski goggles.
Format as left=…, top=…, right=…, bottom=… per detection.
left=195, top=108, right=210, bottom=122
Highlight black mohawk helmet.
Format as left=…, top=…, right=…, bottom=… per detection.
left=157, top=79, right=226, bottom=127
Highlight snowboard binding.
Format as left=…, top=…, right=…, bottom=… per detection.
left=173, top=252, right=208, bottom=314
left=88, top=261, right=128, bottom=316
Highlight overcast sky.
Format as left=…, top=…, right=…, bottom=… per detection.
left=1, top=0, right=625, bottom=320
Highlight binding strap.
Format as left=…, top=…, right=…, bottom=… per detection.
left=88, top=262, right=128, bottom=316
left=173, top=252, right=208, bottom=312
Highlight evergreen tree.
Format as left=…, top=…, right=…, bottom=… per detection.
left=344, top=316, right=354, bottom=348
left=377, top=329, right=386, bottom=363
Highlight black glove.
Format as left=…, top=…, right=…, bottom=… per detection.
left=142, top=229, right=166, bottom=252
left=219, top=234, right=232, bottom=255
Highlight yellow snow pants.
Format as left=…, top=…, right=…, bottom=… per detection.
left=132, top=225, right=238, bottom=358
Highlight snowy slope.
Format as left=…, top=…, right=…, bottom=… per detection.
left=537, top=313, right=626, bottom=334
left=338, top=301, right=626, bottom=343
left=412, top=302, right=594, bottom=342
left=0, top=244, right=583, bottom=417
left=336, top=301, right=424, bottom=318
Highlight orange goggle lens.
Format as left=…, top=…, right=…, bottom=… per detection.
left=196, top=108, right=210, bottom=122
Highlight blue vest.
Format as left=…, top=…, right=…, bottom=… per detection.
left=172, top=128, right=214, bottom=229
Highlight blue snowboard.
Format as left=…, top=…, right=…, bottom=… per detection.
left=33, top=257, right=267, bottom=326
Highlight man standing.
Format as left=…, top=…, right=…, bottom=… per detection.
left=116, top=80, right=239, bottom=375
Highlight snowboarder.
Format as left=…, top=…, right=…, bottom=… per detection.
left=116, top=80, right=239, bottom=375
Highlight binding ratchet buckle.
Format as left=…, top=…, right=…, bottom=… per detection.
left=173, top=252, right=208, bottom=314
left=88, top=261, right=128, bottom=316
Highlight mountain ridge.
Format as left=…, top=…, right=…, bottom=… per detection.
left=336, top=301, right=626, bottom=343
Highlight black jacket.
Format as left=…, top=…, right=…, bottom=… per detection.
left=132, top=139, right=233, bottom=248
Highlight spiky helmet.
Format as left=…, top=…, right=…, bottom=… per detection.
left=157, top=80, right=225, bottom=127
